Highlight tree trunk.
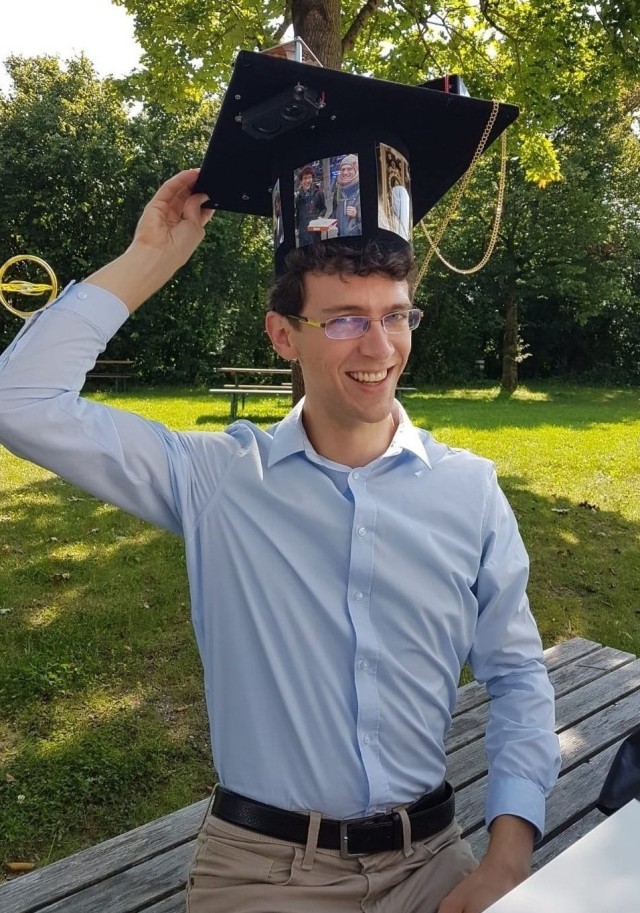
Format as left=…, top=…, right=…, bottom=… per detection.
left=501, top=284, right=519, bottom=393
left=293, top=0, right=342, bottom=69
left=290, top=0, right=343, bottom=403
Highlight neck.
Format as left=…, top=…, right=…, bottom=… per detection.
left=301, top=407, right=397, bottom=468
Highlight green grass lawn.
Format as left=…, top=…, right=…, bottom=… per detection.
left=1, top=383, right=639, bottom=873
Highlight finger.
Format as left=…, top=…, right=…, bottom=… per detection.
left=153, top=169, right=202, bottom=207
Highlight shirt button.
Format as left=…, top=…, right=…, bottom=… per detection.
left=363, top=734, right=371, bottom=745
left=352, top=472, right=360, bottom=480
left=360, top=660, right=369, bottom=671
left=77, top=291, right=88, bottom=300
left=354, top=591, right=364, bottom=601
left=357, top=526, right=366, bottom=537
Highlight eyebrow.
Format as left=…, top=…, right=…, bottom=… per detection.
left=318, top=303, right=412, bottom=317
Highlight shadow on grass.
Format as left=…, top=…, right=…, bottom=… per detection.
left=499, top=474, right=640, bottom=655
left=200, top=387, right=640, bottom=432
left=1, top=467, right=639, bottom=866
left=196, top=409, right=288, bottom=427
left=0, top=475, right=212, bottom=866
left=403, top=385, right=640, bottom=430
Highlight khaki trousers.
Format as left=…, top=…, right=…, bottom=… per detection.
left=186, top=805, right=478, bottom=913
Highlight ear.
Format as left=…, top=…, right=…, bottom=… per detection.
left=265, top=311, right=300, bottom=361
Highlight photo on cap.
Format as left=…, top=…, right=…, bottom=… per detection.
left=377, top=143, right=412, bottom=241
left=272, top=180, right=284, bottom=248
left=331, top=153, right=362, bottom=240
left=293, top=162, right=329, bottom=247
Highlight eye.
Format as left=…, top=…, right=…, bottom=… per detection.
left=385, top=311, right=408, bottom=325
left=325, top=315, right=368, bottom=338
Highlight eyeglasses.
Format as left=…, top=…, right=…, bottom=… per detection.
left=288, top=308, right=423, bottom=340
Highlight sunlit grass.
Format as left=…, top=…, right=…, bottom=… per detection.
left=1, top=382, right=639, bottom=873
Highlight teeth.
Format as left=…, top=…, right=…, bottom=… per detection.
left=349, top=370, right=388, bottom=383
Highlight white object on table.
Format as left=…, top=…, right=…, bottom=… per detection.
left=484, top=799, right=640, bottom=913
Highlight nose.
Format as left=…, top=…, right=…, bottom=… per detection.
left=358, top=318, right=395, bottom=358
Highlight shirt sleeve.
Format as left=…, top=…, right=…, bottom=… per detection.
left=469, top=466, right=561, bottom=842
left=0, top=282, right=191, bottom=535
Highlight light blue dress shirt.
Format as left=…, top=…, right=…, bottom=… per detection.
left=0, top=283, right=560, bottom=838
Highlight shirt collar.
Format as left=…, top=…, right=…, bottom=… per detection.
left=267, top=398, right=431, bottom=470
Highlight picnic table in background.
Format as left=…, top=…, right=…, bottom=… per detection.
left=209, top=366, right=417, bottom=420
left=209, top=366, right=293, bottom=420
left=85, top=360, right=136, bottom=393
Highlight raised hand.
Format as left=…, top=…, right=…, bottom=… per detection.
left=86, top=169, right=215, bottom=314
left=132, top=169, right=215, bottom=269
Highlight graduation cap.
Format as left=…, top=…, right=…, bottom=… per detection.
left=195, top=44, right=518, bottom=274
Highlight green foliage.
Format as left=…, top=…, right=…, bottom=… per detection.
left=114, top=0, right=640, bottom=186
left=0, top=56, right=133, bottom=284
left=0, top=57, right=274, bottom=380
left=414, top=92, right=640, bottom=384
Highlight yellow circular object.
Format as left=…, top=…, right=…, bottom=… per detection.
left=0, top=255, right=59, bottom=319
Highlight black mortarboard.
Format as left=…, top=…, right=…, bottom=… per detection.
left=195, top=45, right=518, bottom=274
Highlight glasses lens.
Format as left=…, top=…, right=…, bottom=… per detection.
left=325, top=316, right=368, bottom=339
left=407, top=308, right=423, bottom=330
left=382, top=309, right=423, bottom=333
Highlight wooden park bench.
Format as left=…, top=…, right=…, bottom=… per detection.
left=3, top=636, right=638, bottom=912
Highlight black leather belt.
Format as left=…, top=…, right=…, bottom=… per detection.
left=211, top=782, right=455, bottom=858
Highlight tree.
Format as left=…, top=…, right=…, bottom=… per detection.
left=116, top=0, right=640, bottom=184
left=410, top=91, right=640, bottom=388
left=0, top=57, right=276, bottom=379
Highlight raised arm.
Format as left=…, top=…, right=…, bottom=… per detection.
left=0, top=171, right=216, bottom=533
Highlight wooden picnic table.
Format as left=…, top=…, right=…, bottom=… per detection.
left=209, top=366, right=417, bottom=420
left=4, top=636, right=637, bottom=913
left=85, top=360, right=136, bottom=393
left=209, top=366, right=293, bottom=420
left=218, top=366, right=292, bottom=384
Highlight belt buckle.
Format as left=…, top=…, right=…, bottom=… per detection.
left=340, top=817, right=373, bottom=859
left=340, top=810, right=405, bottom=858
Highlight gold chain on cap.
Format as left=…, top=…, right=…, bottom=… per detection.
left=414, top=100, right=507, bottom=287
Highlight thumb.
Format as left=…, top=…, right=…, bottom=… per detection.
left=183, top=192, right=215, bottom=225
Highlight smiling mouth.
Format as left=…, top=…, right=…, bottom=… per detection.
left=347, top=370, right=389, bottom=383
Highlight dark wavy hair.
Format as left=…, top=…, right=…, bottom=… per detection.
left=268, top=240, right=416, bottom=317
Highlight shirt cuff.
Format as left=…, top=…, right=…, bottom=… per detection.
left=486, top=775, right=546, bottom=844
left=52, top=280, right=130, bottom=339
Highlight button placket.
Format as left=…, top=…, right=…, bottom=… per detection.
left=346, top=470, right=386, bottom=804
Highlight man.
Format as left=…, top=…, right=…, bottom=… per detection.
left=295, top=165, right=326, bottom=245
left=0, top=168, right=559, bottom=913
left=332, top=154, right=362, bottom=238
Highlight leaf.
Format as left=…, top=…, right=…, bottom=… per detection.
left=5, top=862, right=36, bottom=874
left=5, top=773, right=16, bottom=782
